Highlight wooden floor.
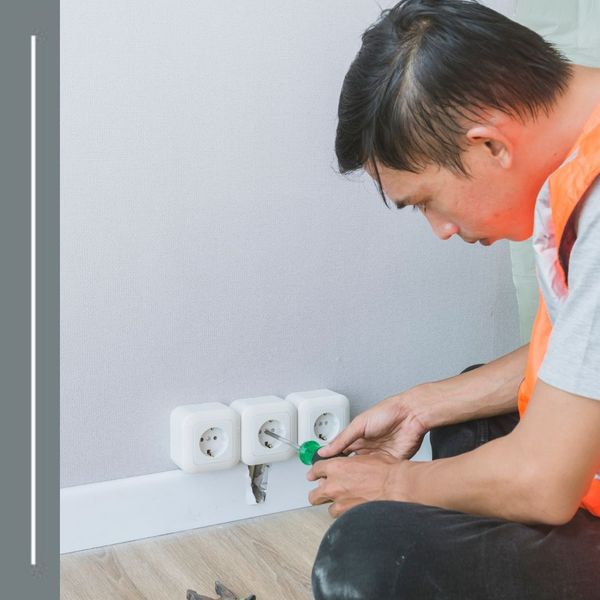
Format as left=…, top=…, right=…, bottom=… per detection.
left=61, top=505, right=333, bottom=600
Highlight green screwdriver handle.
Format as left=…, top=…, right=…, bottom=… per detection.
left=299, top=440, right=347, bottom=465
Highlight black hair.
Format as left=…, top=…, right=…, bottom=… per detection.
left=335, top=0, right=572, bottom=204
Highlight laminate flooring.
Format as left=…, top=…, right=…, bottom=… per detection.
left=61, top=504, right=333, bottom=600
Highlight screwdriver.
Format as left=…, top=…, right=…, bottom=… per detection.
left=264, top=430, right=347, bottom=465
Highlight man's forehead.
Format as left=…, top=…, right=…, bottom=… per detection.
left=366, top=161, right=418, bottom=183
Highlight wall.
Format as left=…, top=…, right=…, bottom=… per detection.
left=61, top=0, right=520, bottom=488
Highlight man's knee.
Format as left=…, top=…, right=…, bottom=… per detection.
left=311, top=501, right=426, bottom=600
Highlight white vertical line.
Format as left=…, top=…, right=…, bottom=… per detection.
left=30, top=33, right=37, bottom=568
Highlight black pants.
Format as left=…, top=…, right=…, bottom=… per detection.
left=311, top=366, right=600, bottom=600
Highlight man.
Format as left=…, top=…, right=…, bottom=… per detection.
left=307, top=1, right=600, bottom=598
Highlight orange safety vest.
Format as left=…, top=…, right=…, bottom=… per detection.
left=517, top=102, right=600, bottom=517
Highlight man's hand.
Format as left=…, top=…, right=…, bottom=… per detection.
left=306, top=453, right=407, bottom=518
left=318, top=345, right=530, bottom=463
left=316, top=391, right=428, bottom=461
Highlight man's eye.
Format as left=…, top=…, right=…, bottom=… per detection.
left=412, top=202, right=427, bottom=213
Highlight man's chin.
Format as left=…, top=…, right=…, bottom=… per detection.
left=509, top=228, right=534, bottom=242
left=463, top=237, right=493, bottom=246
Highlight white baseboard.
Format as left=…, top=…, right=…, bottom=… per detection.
left=60, top=460, right=314, bottom=554
left=61, top=440, right=432, bottom=554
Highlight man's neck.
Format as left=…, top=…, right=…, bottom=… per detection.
left=534, top=65, right=600, bottom=176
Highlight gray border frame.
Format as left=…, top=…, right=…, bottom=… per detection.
left=0, top=1, right=59, bottom=595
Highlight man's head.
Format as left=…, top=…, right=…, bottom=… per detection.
left=335, top=0, right=572, bottom=244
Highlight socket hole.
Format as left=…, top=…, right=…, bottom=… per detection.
left=314, top=412, right=340, bottom=442
left=199, top=426, right=228, bottom=458
left=258, top=419, right=284, bottom=449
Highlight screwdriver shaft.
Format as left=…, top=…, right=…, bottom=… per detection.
left=264, top=429, right=300, bottom=450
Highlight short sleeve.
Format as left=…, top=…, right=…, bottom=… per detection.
left=538, top=178, right=600, bottom=400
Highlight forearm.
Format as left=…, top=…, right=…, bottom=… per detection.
left=409, top=344, right=529, bottom=430
left=397, top=430, right=556, bottom=524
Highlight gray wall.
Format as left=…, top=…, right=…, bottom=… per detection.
left=61, top=0, right=519, bottom=488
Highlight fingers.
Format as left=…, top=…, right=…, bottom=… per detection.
left=317, top=416, right=365, bottom=457
left=307, top=456, right=341, bottom=481
left=308, top=478, right=331, bottom=506
left=307, top=458, right=340, bottom=509
left=345, top=438, right=381, bottom=454
left=306, top=459, right=369, bottom=517
left=329, top=498, right=362, bottom=518
left=309, top=481, right=367, bottom=517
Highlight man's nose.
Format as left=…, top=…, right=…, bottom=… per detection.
left=425, top=213, right=458, bottom=240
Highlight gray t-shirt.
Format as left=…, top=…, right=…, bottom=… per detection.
left=538, top=177, right=600, bottom=400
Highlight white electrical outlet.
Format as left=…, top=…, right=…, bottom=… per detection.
left=286, top=389, right=350, bottom=445
left=230, top=395, right=297, bottom=465
left=170, top=402, right=240, bottom=473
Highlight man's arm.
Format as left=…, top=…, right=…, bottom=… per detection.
left=318, top=343, right=530, bottom=463
left=412, top=343, right=529, bottom=429
left=400, top=378, right=600, bottom=525
left=307, top=376, right=600, bottom=523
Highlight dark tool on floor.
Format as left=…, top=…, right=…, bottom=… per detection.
left=264, top=430, right=347, bottom=465
left=186, top=580, right=256, bottom=600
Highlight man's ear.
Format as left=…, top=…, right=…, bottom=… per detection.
left=466, top=125, right=512, bottom=169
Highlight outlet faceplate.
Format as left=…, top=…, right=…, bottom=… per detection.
left=313, top=412, right=340, bottom=442
left=170, top=402, right=240, bottom=473
left=197, top=426, right=228, bottom=459
left=230, top=396, right=297, bottom=465
left=286, top=389, right=350, bottom=445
